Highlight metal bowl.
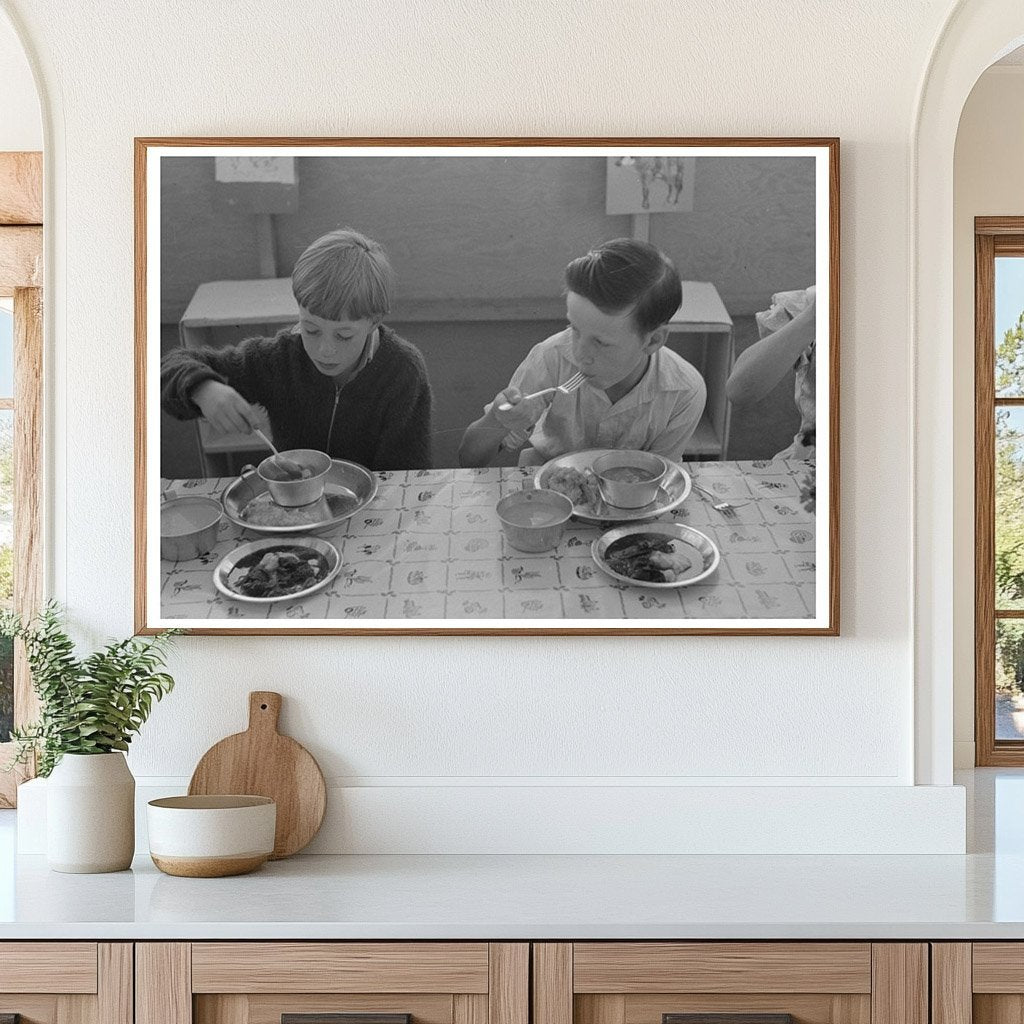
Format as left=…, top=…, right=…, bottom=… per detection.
left=591, top=523, right=720, bottom=588
left=160, top=493, right=223, bottom=562
left=535, top=449, right=691, bottom=524
left=256, top=449, right=332, bottom=507
left=591, top=450, right=668, bottom=509
left=223, top=459, right=378, bottom=535
left=213, top=536, right=341, bottom=604
left=496, top=488, right=573, bottom=552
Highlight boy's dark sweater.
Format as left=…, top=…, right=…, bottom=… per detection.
left=161, top=325, right=432, bottom=471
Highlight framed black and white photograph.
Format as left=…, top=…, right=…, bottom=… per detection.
left=135, top=137, right=838, bottom=635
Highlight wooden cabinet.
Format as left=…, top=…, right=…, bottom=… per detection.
left=932, top=943, right=1024, bottom=1024
left=532, top=943, right=928, bottom=1024
left=0, top=943, right=132, bottom=1024
left=136, top=944, right=528, bottom=1024
left=0, top=938, right=949, bottom=1024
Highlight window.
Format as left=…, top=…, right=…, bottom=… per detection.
left=0, top=301, right=13, bottom=745
left=0, top=151, right=43, bottom=806
left=976, top=219, right=1024, bottom=764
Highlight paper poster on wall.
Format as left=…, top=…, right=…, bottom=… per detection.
left=214, top=156, right=296, bottom=184
left=136, top=138, right=838, bottom=636
left=605, top=155, right=696, bottom=214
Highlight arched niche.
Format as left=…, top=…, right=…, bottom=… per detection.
left=914, top=1, right=1024, bottom=785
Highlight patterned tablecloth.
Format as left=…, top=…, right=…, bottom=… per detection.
left=159, top=460, right=816, bottom=622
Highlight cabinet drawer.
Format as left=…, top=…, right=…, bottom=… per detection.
left=0, top=943, right=130, bottom=1024
left=139, top=942, right=528, bottom=1024
left=534, top=943, right=925, bottom=1024
left=938, top=942, right=1024, bottom=1024
left=0, top=942, right=99, bottom=993
left=191, top=944, right=491, bottom=993
left=572, top=944, right=872, bottom=994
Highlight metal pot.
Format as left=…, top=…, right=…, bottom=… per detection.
left=160, top=492, right=223, bottom=562
left=257, top=449, right=331, bottom=507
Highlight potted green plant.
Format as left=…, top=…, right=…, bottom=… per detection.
left=1, top=602, right=180, bottom=873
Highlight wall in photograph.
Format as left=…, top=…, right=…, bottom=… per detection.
left=3, top=0, right=974, bottom=852
left=158, top=156, right=815, bottom=323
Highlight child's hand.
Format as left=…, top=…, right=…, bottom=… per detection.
left=491, top=387, right=547, bottom=434
left=192, top=380, right=261, bottom=436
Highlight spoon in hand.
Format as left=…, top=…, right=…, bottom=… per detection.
left=252, top=428, right=309, bottom=479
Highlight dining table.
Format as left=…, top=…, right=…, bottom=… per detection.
left=158, top=459, right=817, bottom=622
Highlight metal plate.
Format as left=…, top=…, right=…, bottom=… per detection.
left=221, top=458, right=378, bottom=535
left=213, top=536, right=342, bottom=604
left=591, top=522, right=720, bottom=588
left=535, top=448, right=691, bottom=523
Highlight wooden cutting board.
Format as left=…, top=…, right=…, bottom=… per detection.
left=188, top=691, right=326, bottom=859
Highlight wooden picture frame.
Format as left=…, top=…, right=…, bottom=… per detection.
left=136, top=137, right=839, bottom=636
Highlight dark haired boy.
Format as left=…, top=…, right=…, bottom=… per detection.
left=459, top=237, right=706, bottom=467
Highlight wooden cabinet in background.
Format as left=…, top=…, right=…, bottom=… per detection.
left=532, top=943, right=928, bottom=1024
left=136, top=944, right=528, bottom=1024
left=0, top=942, right=132, bottom=1024
left=932, top=943, right=1024, bottom=1024
left=0, top=937, right=959, bottom=1024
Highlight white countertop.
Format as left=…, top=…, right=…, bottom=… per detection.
left=1, top=769, right=1022, bottom=941
left=0, top=848, right=1020, bottom=941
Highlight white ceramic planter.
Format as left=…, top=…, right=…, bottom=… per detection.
left=46, top=752, right=135, bottom=873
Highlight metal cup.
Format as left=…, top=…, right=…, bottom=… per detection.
left=257, top=449, right=331, bottom=507
left=496, top=488, right=573, bottom=552
left=160, top=493, right=223, bottom=561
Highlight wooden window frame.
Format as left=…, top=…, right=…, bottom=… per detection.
left=975, top=217, right=1024, bottom=765
left=0, top=151, right=43, bottom=806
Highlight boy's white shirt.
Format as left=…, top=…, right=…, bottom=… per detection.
left=485, top=328, right=706, bottom=466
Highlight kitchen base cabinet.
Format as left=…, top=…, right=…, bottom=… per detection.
left=532, top=944, right=928, bottom=1024
left=0, top=943, right=132, bottom=1024
left=136, top=944, right=528, bottom=1024
left=0, top=938, right=939, bottom=1024
left=934, top=942, right=1024, bottom=1024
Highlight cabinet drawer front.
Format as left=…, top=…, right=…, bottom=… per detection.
left=192, top=944, right=491, bottom=994
left=196, top=993, right=458, bottom=1024
left=0, top=943, right=97, bottom=993
left=973, top=944, right=1024, bottom=992
left=622, top=993, right=870, bottom=1024
left=573, top=944, right=872, bottom=994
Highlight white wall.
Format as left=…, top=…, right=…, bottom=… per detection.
left=952, top=66, right=1024, bottom=767
left=0, top=0, right=978, bottom=852
left=0, top=8, right=39, bottom=151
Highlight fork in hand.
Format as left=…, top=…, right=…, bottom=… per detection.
left=498, top=371, right=587, bottom=450
left=691, top=482, right=751, bottom=519
left=497, top=371, right=587, bottom=412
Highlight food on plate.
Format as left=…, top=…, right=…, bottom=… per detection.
left=241, top=494, right=331, bottom=527
left=546, top=466, right=602, bottom=510
left=605, top=534, right=698, bottom=584
left=227, top=546, right=330, bottom=598
left=240, top=490, right=361, bottom=528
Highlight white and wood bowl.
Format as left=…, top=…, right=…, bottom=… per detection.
left=147, top=795, right=276, bottom=877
